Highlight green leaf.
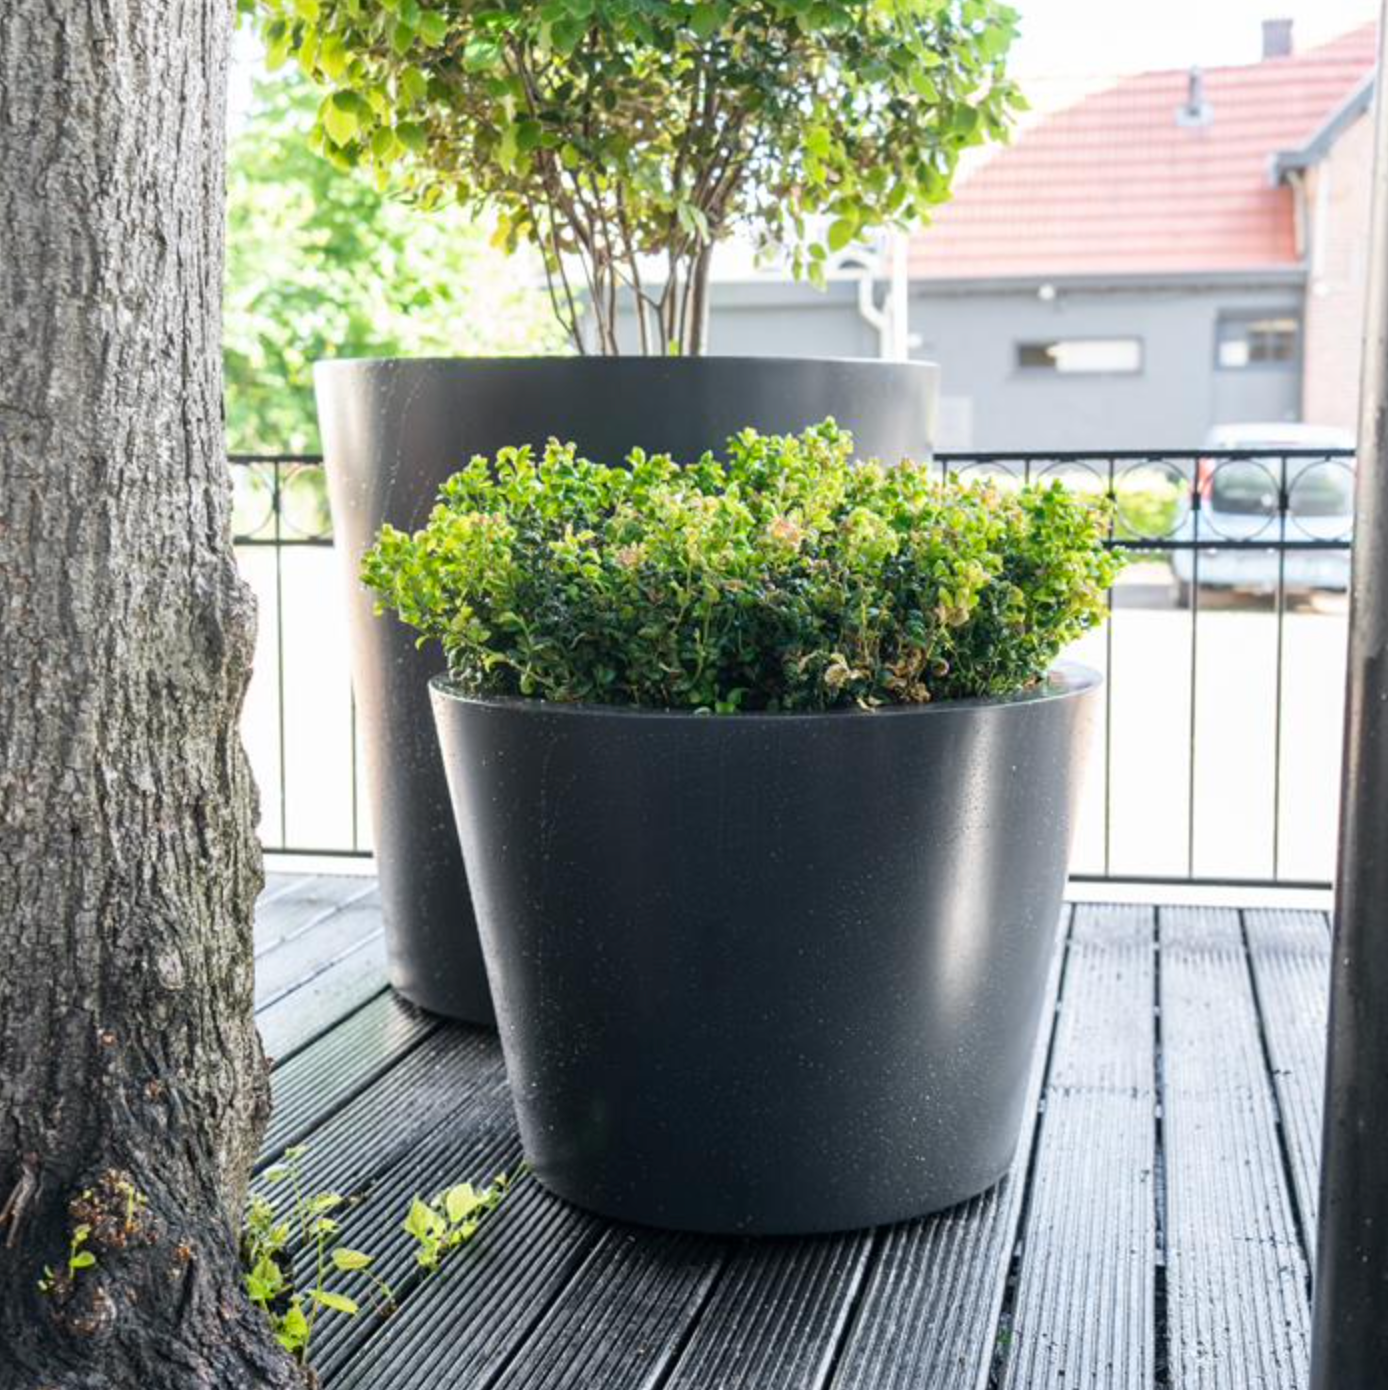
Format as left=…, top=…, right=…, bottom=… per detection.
left=318, top=33, right=350, bottom=81
left=444, top=1183, right=481, bottom=1224
left=276, top=1299, right=310, bottom=1351
left=371, top=127, right=400, bottom=164
left=910, top=69, right=939, bottom=101
left=826, top=216, right=856, bottom=251
left=951, top=104, right=981, bottom=136
left=418, top=11, right=449, bottom=46
left=396, top=122, right=427, bottom=154
left=70, top=1252, right=96, bottom=1270
left=399, top=65, right=429, bottom=106
left=322, top=92, right=360, bottom=146
left=497, top=122, right=518, bottom=171
left=552, top=17, right=584, bottom=54
left=312, top=1289, right=360, bottom=1316
left=403, top=1196, right=441, bottom=1240
left=297, top=28, right=320, bottom=79
left=331, top=1248, right=375, bottom=1271
left=264, top=22, right=293, bottom=72
left=676, top=202, right=710, bottom=241
left=690, top=4, right=720, bottom=39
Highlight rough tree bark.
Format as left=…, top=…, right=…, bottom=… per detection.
left=0, top=4, right=300, bottom=1387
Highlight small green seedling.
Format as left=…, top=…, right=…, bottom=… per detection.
left=243, top=1146, right=514, bottom=1367
left=37, top=1223, right=96, bottom=1295
left=245, top=1145, right=394, bottom=1363
left=403, top=1173, right=511, bottom=1274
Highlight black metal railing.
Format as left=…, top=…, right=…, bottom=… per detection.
left=232, top=446, right=1356, bottom=888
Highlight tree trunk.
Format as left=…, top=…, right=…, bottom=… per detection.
left=0, top=4, right=299, bottom=1386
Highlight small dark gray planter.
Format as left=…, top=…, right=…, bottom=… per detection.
left=314, top=357, right=938, bottom=1024
left=430, top=664, right=1101, bottom=1235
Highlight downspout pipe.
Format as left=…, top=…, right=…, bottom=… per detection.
left=856, top=265, right=891, bottom=359
left=855, top=233, right=912, bottom=361
left=1309, top=4, right=1388, bottom=1386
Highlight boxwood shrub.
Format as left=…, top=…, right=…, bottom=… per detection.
left=362, top=421, right=1121, bottom=712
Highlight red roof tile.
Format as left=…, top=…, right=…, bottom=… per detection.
left=909, top=24, right=1379, bottom=281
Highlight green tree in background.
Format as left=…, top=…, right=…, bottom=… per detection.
left=224, top=77, right=564, bottom=455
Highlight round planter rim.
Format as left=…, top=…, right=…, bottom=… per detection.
left=428, top=660, right=1101, bottom=724
left=314, top=354, right=940, bottom=372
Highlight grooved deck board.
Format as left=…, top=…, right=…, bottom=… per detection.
left=484, top=1229, right=726, bottom=1390
left=998, top=903, right=1157, bottom=1390
left=828, top=907, right=1071, bottom=1390
left=259, top=873, right=306, bottom=909
left=309, top=1106, right=529, bottom=1379
left=1158, top=907, right=1311, bottom=1389
left=255, top=889, right=384, bottom=1008
left=662, top=1233, right=872, bottom=1390
left=256, top=934, right=390, bottom=1062
left=1242, top=909, right=1331, bottom=1263
left=249, top=881, right=1322, bottom=1390
left=326, top=1178, right=600, bottom=1389
left=262, top=989, right=440, bottom=1162
left=253, top=1027, right=506, bottom=1224
left=254, top=874, right=374, bottom=955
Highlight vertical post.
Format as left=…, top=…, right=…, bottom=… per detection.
left=1310, top=9, right=1388, bottom=1387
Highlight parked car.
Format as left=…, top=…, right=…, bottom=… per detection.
left=1170, top=422, right=1356, bottom=606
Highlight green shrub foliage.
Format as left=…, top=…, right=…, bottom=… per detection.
left=362, top=422, right=1121, bottom=712
left=246, top=0, right=1024, bottom=353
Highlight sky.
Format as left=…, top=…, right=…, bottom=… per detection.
left=1009, top=0, right=1377, bottom=104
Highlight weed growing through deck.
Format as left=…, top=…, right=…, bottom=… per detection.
left=402, top=1172, right=512, bottom=1274
left=243, top=1145, right=514, bottom=1367
left=244, top=1145, right=395, bottom=1363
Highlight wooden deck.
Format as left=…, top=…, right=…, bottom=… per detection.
left=254, top=874, right=1328, bottom=1390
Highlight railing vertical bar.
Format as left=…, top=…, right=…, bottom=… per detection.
left=1103, top=455, right=1116, bottom=877
left=272, top=461, right=288, bottom=851
left=1271, top=454, right=1290, bottom=882
left=1186, top=465, right=1202, bottom=878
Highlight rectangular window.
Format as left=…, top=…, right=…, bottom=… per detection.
left=1216, top=313, right=1299, bottom=369
left=1016, top=338, right=1142, bottom=374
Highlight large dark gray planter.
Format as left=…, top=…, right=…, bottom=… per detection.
left=430, top=663, right=1101, bottom=1235
left=314, top=357, right=938, bottom=1023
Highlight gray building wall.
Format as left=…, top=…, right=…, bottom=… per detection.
left=628, top=273, right=1308, bottom=451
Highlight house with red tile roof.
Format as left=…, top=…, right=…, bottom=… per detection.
left=684, top=20, right=1379, bottom=450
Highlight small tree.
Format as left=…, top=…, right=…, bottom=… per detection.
left=249, top=0, right=1023, bottom=355
left=226, top=77, right=564, bottom=455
